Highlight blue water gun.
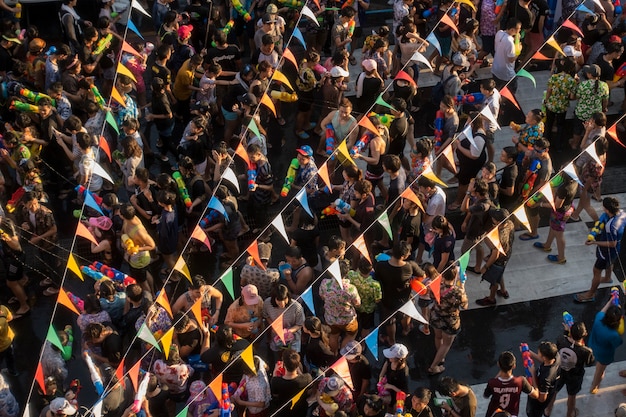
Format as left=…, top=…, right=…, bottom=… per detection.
left=563, top=311, right=574, bottom=329
left=200, top=210, right=220, bottom=228
left=325, top=124, right=336, bottom=156
left=454, top=93, right=485, bottom=105
left=351, top=132, right=372, bottom=156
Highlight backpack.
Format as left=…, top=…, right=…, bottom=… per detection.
left=431, top=74, right=456, bottom=105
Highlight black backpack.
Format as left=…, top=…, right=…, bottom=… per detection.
left=431, top=74, right=456, bottom=105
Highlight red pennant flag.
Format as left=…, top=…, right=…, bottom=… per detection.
left=35, top=362, right=46, bottom=394
left=247, top=240, right=266, bottom=270
left=358, top=115, right=379, bottom=135
left=353, top=235, right=371, bottom=263
left=129, top=360, right=141, bottom=391
left=115, top=358, right=125, bottom=384
left=606, top=123, right=626, bottom=148
left=441, top=14, right=459, bottom=34
left=122, top=40, right=142, bottom=58
left=76, top=222, right=99, bottom=245
left=99, top=136, right=111, bottom=162
left=562, top=19, right=584, bottom=37
left=271, top=313, right=285, bottom=345
left=394, top=70, right=416, bottom=86
left=410, top=278, right=428, bottom=295
left=429, top=275, right=441, bottom=304
left=500, top=86, right=521, bottom=110
left=282, top=48, right=299, bottom=71
left=191, top=226, right=212, bottom=251
left=532, top=51, right=552, bottom=60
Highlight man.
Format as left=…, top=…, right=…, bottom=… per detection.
left=522, top=0, right=548, bottom=63
left=525, top=341, right=561, bottom=417
left=0, top=33, right=19, bottom=76
left=595, top=39, right=625, bottom=89
left=497, top=146, right=518, bottom=211
left=388, top=97, right=414, bottom=172
left=201, top=325, right=250, bottom=384
left=247, top=143, right=275, bottom=231
left=492, top=18, right=521, bottom=92
left=484, top=351, right=538, bottom=417
left=151, top=44, right=175, bottom=103
left=173, top=53, right=203, bottom=124
left=253, top=13, right=279, bottom=50
left=250, top=33, right=281, bottom=69
left=438, top=376, right=477, bottom=417
left=341, top=340, right=372, bottom=398
left=460, top=179, right=492, bottom=274
left=518, top=138, right=552, bottom=241
left=120, top=203, right=156, bottom=295
left=479, top=79, right=501, bottom=162
left=282, top=246, right=315, bottom=296
left=331, top=7, right=356, bottom=58
left=415, top=175, right=446, bottom=263
left=575, top=197, right=626, bottom=302
left=270, top=349, right=313, bottom=417
left=316, top=98, right=358, bottom=158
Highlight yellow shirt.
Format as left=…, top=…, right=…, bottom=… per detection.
left=0, top=306, right=14, bottom=352
left=173, top=59, right=194, bottom=101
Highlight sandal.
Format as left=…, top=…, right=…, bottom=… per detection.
left=427, top=365, right=445, bottom=375
left=519, top=233, right=540, bottom=241
left=497, top=289, right=510, bottom=299
left=573, top=294, right=595, bottom=303
left=12, top=308, right=30, bottom=319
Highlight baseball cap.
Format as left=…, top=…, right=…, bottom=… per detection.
left=266, top=3, right=278, bottom=13
left=563, top=45, right=582, bottom=57
left=609, top=35, right=623, bottom=44
left=49, top=398, right=77, bottom=415
left=2, top=33, right=20, bottom=44
left=451, top=52, right=469, bottom=69
left=340, top=340, right=362, bottom=360
left=330, top=66, right=349, bottom=77
left=362, top=59, right=377, bottom=72
left=616, top=404, right=626, bottom=417
left=262, top=13, right=276, bottom=23
left=241, top=284, right=260, bottom=305
left=458, top=37, right=473, bottom=51
left=258, top=242, right=272, bottom=260
left=237, top=93, right=258, bottom=106
left=383, top=343, right=409, bottom=359
left=296, top=145, right=314, bottom=157
left=323, top=376, right=345, bottom=393
left=177, top=25, right=193, bottom=39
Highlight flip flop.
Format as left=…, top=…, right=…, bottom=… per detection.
left=573, top=294, right=595, bottom=303
left=619, top=370, right=626, bottom=378
left=519, top=233, right=540, bottom=241
left=12, top=308, right=30, bottom=319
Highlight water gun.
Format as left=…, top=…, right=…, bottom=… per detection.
left=232, top=0, right=251, bottom=21
left=270, top=90, right=298, bottom=102
left=587, top=212, right=609, bottom=241
left=615, top=0, right=623, bottom=15
left=200, top=210, right=220, bottom=228
left=612, top=286, right=620, bottom=306
left=334, top=198, right=356, bottom=216
left=75, top=185, right=103, bottom=206
left=368, top=111, right=395, bottom=127
left=172, top=171, right=192, bottom=208
left=14, top=2, right=21, bottom=19
left=112, top=149, right=126, bottom=163
left=66, top=292, right=85, bottom=313
left=449, top=5, right=459, bottom=16
left=220, top=382, right=232, bottom=417
left=93, top=33, right=113, bottom=56
left=10, top=100, right=38, bottom=113
left=90, top=84, right=107, bottom=109
left=494, top=0, right=505, bottom=14
left=6, top=186, right=25, bottom=213
left=18, top=87, right=54, bottom=105
left=278, top=0, right=304, bottom=7
left=396, top=391, right=406, bottom=417
left=510, top=121, right=521, bottom=132
left=325, top=124, right=336, bottom=156
left=454, top=93, right=485, bottom=105
left=247, top=162, right=257, bottom=190
left=281, top=158, right=299, bottom=197
left=81, top=266, right=108, bottom=281
left=92, top=262, right=137, bottom=286
left=233, top=379, right=246, bottom=398
left=526, top=174, right=564, bottom=207
left=132, top=372, right=150, bottom=413
left=68, top=378, right=81, bottom=407
left=83, top=350, right=104, bottom=395
left=613, top=62, right=626, bottom=82
left=342, top=0, right=355, bottom=9
left=422, top=5, right=438, bottom=17
left=563, top=311, right=574, bottom=329
left=434, top=110, right=444, bottom=152
left=347, top=19, right=356, bottom=38
left=351, top=132, right=372, bottom=156
left=514, top=33, right=522, bottom=56
left=211, top=20, right=235, bottom=47
left=520, top=343, right=534, bottom=385
left=521, top=159, right=541, bottom=200
left=121, top=233, right=140, bottom=255
left=377, top=377, right=389, bottom=396
left=321, top=205, right=340, bottom=218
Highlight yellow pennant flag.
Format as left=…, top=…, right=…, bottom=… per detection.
left=422, top=166, right=447, bottom=187
left=116, top=62, right=137, bottom=83
left=111, top=87, right=126, bottom=107
left=271, top=313, right=285, bottom=345
left=290, top=388, right=307, bottom=409
left=156, top=290, right=173, bottom=317
left=546, top=36, right=565, bottom=56
left=67, top=253, right=83, bottom=280
left=260, top=93, right=276, bottom=117
left=272, top=70, right=294, bottom=91
left=160, top=327, right=174, bottom=360
left=209, top=374, right=223, bottom=402
left=456, top=0, right=476, bottom=10
left=240, top=344, right=256, bottom=375
left=191, top=298, right=203, bottom=325
left=442, top=145, right=457, bottom=173
left=336, top=141, right=356, bottom=166
left=485, top=227, right=506, bottom=256
left=174, top=256, right=191, bottom=282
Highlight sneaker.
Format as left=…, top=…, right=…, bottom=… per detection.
left=476, top=297, right=496, bottom=306
left=547, top=255, right=566, bottom=264
left=297, top=131, right=310, bottom=139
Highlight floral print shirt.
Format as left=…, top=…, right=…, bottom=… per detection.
left=479, top=0, right=499, bottom=36
left=319, top=277, right=361, bottom=325
left=518, top=122, right=544, bottom=148
left=575, top=79, right=609, bottom=121
left=546, top=72, right=577, bottom=114
left=430, top=283, right=468, bottom=334
left=295, top=160, right=318, bottom=193
left=152, top=359, right=194, bottom=394
left=347, top=270, right=381, bottom=314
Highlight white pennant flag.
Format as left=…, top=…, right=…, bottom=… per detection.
left=593, top=0, right=605, bottom=11
left=410, top=51, right=433, bottom=72
left=398, top=300, right=428, bottom=324
left=301, top=5, right=319, bottom=26
left=513, top=206, right=531, bottom=232
left=328, top=259, right=343, bottom=289
left=562, top=163, right=583, bottom=186
left=460, top=125, right=476, bottom=150
left=222, top=167, right=240, bottom=193
left=540, top=183, right=556, bottom=210
left=271, top=215, right=289, bottom=244
left=131, top=0, right=151, bottom=16
left=585, top=141, right=602, bottom=165
left=93, top=162, right=114, bottom=183
left=93, top=400, right=103, bottom=417
left=480, top=106, right=500, bottom=130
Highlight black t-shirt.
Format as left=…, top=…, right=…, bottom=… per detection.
left=102, top=331, right=123, bottom=365
left=595, top=54, right=616, bottom=82
left=147, top=388, right=170, bottom=417
left=507, top=1, right=534, bottom=32
left=0, top=46, right=13, bottom=73
left=200, top=338, right=250, bottom=383
left=290, top=227, right=321, bottom=268
left=152, top=93, right=172, bottom=131
left=433, top=233, right=456, bottom=267
left=498, top=164, right=518, bottom=210
left=529, top=0, right=549, bottom=33
left=388, top=114, right=411, bottom=156
left=270, top=374, right=313, bottom=417
left=177, top=327, right=202, bottom=357
left=206, top=45, right=242, bottom=76
left=556, top=334, right=595, bottom=377
left=466, top=198, right=491, bottom=240
left=528, top=358, right=561, bottom=409
left=555, top=180, right=578, bottom=213
left=305, top=337, right=336, bottom=369
left=151, top=62, right=172, bottom=86
left=398, top=210, right=422, bottom=244
left=375, top=260, right=421, bottom=309
left=348, top=357, right=372, bottom=394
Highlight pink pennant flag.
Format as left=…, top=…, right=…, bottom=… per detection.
left=500, top=86, right=521, bottom=110
left=76, top=222, right=99, bottom=245
left=191, top=225, right=212, bottom=251
left=121, top=41, right=142, bottom=58
left=485, top=227, right=506, bottom=256
left=353, top=235, right=371, bottom=263
left=441, top=14, right=459, bottom=34
left=271, top=313, right=285, bottom=345
left=562, top=19, right=584, bottom=37
left=331, top=357, right=354, bottom=390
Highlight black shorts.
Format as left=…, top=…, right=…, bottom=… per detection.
left=595, top=255, right=617, bottom=270
left=129, top=265, right=148, bottom=283
left=297, top=90, right=314, bottom=112
left=573, top=117, right=586, bottom=137
left=556, top=372, right=584, bottom=396
left=357, top=310, right=375, bottom=329
left=482, top=264, right=505, bottom=286
left=5, top=256, right=23, bottom=281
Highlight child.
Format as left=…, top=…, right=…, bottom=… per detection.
left=511, top=109, right=544, bottom=167
left=347, top=258, right=381, bottom=338
left=379, top=343, right=409, bottom=410
left=44, top=44, right=71, bottom=91
left=410, top=137, right=433, bottom=181
left=418, top=263, right=437, bottom=335
left=47, top=82, right=72, bottom=121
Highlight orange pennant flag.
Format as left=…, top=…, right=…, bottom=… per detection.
left=353, top=234, right=371, bottom=263
left=122, top=40, right=142, bottom=58
left=331, top=356, right=354, bottom=390
left=235, top=142, right=251, bottom=167
left=429, top=275, right=441, bottom=304
left=282, top=48, right=299, bottom=71
left=442, top=145, right=457, bottom=173
left=532, top=51, right=552, bottom=60
left=400, top=187, right=425, bottom=212
left=394, top=70, right=416, bottom=86
left=486, top=227, right=506, bottom=256
left=500, top=86, right=521, bottom=110
left=35, top=362, right=46, bottom=394
left=209, top=374, right=223, bottom=402
left=160, top=327, right=174, bottom=360
left=441, top=14, right=459, bottom=34
left=115, top=358, right=125, bottom=384
left=318, top=162, right=332, bottom=190
left=191, top=226, right=212, bottom=251
left=247, top=240, right=266, bottom=270
left=76, top=222, right=99, bottom=245
left=310, top=0, right=320, bottom=10
left=260, top=93, right=276, bottom=117
left=129, top=360, right=141, bottom=391
left=358, top=115, right=379, bottom=135
left=606, top=123, right=626, bottom=148
left=156, top=290, right=173, bottom=317
left=410, top=278, right=428, bottom=295
left=562, top=19, right=584, bottom=37
left=191, top=297, right=203, bottom=325
left=111, top=87, right=126, bottom=107
left=271, top=313, right=285, bottom=345
left=99, top=136, right=111, bottom=162
left=58, top=288, right=80, bottom=315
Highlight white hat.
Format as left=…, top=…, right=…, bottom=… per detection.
left=616, top=403, right=626, bottom=417
left=49, top=398, right=77, bottom=415
left=383, top=343, right=409, bottom=359
left=563, top=45, right=582, bottom=57
left=330, top=66, right=349, bottom=78
left=451, top=52, right=469, bottom=69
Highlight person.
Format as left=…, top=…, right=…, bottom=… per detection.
left=224, top=284, right=264, bottom=341
left=479, top=79, right=501, bottom=162
left=415, top=175, right=446, bottom=263
left=239, top=242, right=280, bottom=300
left=460, top=179, right=492, bottom=274
left=0, top=213, right=29, bottom=317
left=497, top=146, right=519, bottom=211
left=518, top=139, right=553, bottom=241
left=0, top=305, right=17, bottom=376
left=407, top=387, right=434, bottom=417
left=233, top=355, right=272, bottom=417
left=379, top=343, right=409, bottom=408
left=491, top=18, right=521, bottom=92
left=280, top=246, right=314, bottom=296
left=171, top=275, right=223, bottom=325
left=575, top=197, right=626, bottom=302
left=544, top=57, right=577, bottom=151
left=356, top=394, right=385, bottom=417
left=437, top=376, right=477, bottom=417
left=0, top=373, right=18, bottom=417
left=39, top=397, right=77, bottom=417
left=524, top=341, right=561, bottom=417
left=483, top=351, right=538, bottom=417
left=316, top=98, right=358, bottom=159
left=302, top=316, right=336, bottom=372
left=120, top=203, right=156, bottom=295
left=569, top=64, right=609, bottom=150
left=588, top=296, right=623, bottom=393
left=571, top=128, right=608, bottom=223
left=152, top=344, right=194, bottom=403
left=341, top=340, right=372, bottom=398
left=269, top=349, right=312, bottom=417
left=347, top=258, right=381, bottom=338
left=200, top=324, right=250, bottom=384
left=263, top=284, right=305, bottom=362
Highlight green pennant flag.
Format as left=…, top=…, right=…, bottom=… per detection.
left=516, top=68, right=536, bottom=88
left=458, top=251, right=470, bottom=275
left=375, top=94, right=395, bottom=111
left=137, top=323, right=162, bottom=351
left=176, top=405, right=189, bottom=417
left=105, top=111, right=119, bottom=134
left=221, top=268, right=235, bottom=300
left=248, top=117, right=261, bottom=138
left=46, top=324, right=64, bottom=352
left=377, top=211, right=393, bottom=239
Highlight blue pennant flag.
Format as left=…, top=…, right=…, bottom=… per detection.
left=128, top=19, right=144, bottom=39
left=84, top=191, right=103, bottom=215
left=364, top=328, right=379, bottom=360
left=208, top=197, right=229, bottom=222
left=426, top=32, right=441, bottom=56
left=301, top=287, right=315, bottom=316
left=296, top=189, right=313, bottom=217
left=292, top=27, right=306, bottom=49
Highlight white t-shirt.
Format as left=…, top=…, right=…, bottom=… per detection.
left=80, top=147, right=103, bottom=192
left=491, top=30, right=517, bottom=81
left=426, top=186, right=447, bottom=218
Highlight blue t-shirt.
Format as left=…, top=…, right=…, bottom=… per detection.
left=597, top=211, right=626, bottom=261
left=588, top=311, right=623, bottom=365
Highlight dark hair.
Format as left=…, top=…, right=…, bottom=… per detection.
left=432, top=215, right=452, bottom=236
left=173, top=311, right=190, bottom=332
left=191, top=275, right=206, bottom=289
left=506, top=17, right=521, bottom=30
left=538, top=341, right=558, bottom=360
left=99, top=279, right=116, bottom=301
left=120, top=203, right=136, bottom=220
left=271, top=284, right=291, bottom=307
left=441, top=261, right=458, bottom=282
left=498, top=351, right=516, bottom=372
left=357, top=257, right=372, bottom=275
left=594, top=135, right=609, bottom=155
left=591, top=111, right=607, bottom=127
left=64, top=115, right=82, bottom=132
left=441, top=95, right=455, bottom=109
left=157, top=190, right=176, bottom=206
left=285, top=246, right=302, bottom=259
left=343, top=164, right=362, bottom=181
left=529, top=108, right=544, bottom=123
left=216, top=325, right=234, bottom=349
left=391, top=97, right=407, bottom=112
left=603, top=304, right=623, bottom=329
left=354, top=179, right=372, bottom=195
left=392, top=240, right=411, bottom=259
left=570, top=322, right=587, bottom=340
left=84, top=322, right=104, bottom=342
left=382, top=154, right=401, bottom=172
left=438, top=376, right=460, bottom=396
left=417, top=175, right=436, bottom=189
left=134, top=167, right=149, bottom=183
left=534, top=138, right=550, bottom=150
left=473, top=178, right=488, bottom=196
left=603, top=196, right=620, bottom=215
left=414, top=137, right=433, bottom=157
left=328, top=235, right=346, bottom=251
left=502, top=146, right=517, bottom=160
left=412, top=387, right=432, bottom=402
left=84, top=293, right=102, bottom=314
left=340, top=6, right=355, bottom=17
left=282, top=349, right=301, bottom=371
left=261, top=33, right=274, bottom=46
left=157, top=44, right=172, bottom=60
left=125, top=284, right=144, bottom=303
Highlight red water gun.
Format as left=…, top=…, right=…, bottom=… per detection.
left=247, top=162, right=257, bottom=190
left=520, top=343, right=534, bottom=385
left=351, top=132, right=372, bottom=156
left=396, top=391, right=406, bottom=416
left=454, top=93, right=485, bottom=105
left=75, top=185, right=103, bottom=206
left=521, top=159, right=541, bottom=200
left=434, top=110, right=444, bottom=152
left=321, top=205, right=340, bottom=218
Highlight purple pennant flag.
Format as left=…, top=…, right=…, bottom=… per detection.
left=296, top=189, right=313, bottom=217
left=364, top=328, right=379, bottom=360
left=301, top=286, right=315, bottom=315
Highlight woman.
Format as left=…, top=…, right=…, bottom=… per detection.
left=365, top=38, right=392, bottom=80
left=428, top=262, right=468, bottom=374
left=338, top=179, right=376, bottom=261
left=397, top=23, right=429, bottom=84
left=263, top=284, right=305, bottom=364
left=98, top=279, right=125, bottom=330
left=171, top=275, right=223, bottom=325
left=77, top=294, right=112, bottom=333
left=570, top=64, right=609, bottom=150
left=152, top=344, right=194, bottom=403
left=544, top=58, right=577, bottom=151
left=224, top=284, right=265, bottom=341
left=441, top=52, right=469, bottom=98
left=233, top=355, right=272, bottom=417
left=378, top=343, right=409, bottom=409
left=117, top=135, right=144, bottom=194
left=354, top=59, right=384, bottom=115
left=129, top=167, right=159, bottom=233
left=303, top=316, right=336, bottom=373
left=434, top=95, right=459, bottom=179
left=588, top=297, right=623, bottom=393
left=571, top=136, right=609, bottom=222
left=431, top=215, right=456, bottom=272
left=170, top=312, right=203, bottom=360
left=359, top=117, right=388, bottom=205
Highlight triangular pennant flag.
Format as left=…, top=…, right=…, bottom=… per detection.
left=377, top=211, right=393, bottom=239
left=93, top=162, right=114, bottom=183
left=110, top=87, right=126, bottom=107
left=584, top=141, right=602, bottom=164
left=301, top=5, right=319, bottom=26
left=401, top=187, right=425, bottom=212
left=115, top=358, right=125, bottom=383
left=461, top=124, right=474, bottom=142
left=191, top=225, right=212, bottom=251
left=138, top=322, right=162, bottom=351
left=398, top=299, right=428, bottom=324
left=240, top=344, right=256, bottom=375
left=441, top=14, right=459, bottom=34
left=84, top=192, right=103, bottom=215
left=93, top=400, right=103, bottom=417
left=576, top=3, right=594, bottom=14
left=290, top=388, right=307, bottom=409
left=47, top=324, right=65, bottom=351
left=208, top=197, right=229, bottom=221
left=131, top=0, right=151, bottom=16
left=410, top=50, right=433, bottom=72
left=191, top=298, right=203, bottom=326
left=331, top=356, right=354, bottom=390
left=532, top=51, right=552, bottom=60
left=272, top=70, right=294, bottom=91
left=160, top=327, right=174, bottom=360
left=358, top=115, right=379, bottom=135
left=513, top=206, right=532, bottom=232
left=116, top=62, right=137, bottom=83
left=353, top=234, right=371, bottom=263
left=429, top=275, right=441, bottom=304
left=426, top=32, right=441, bottom=56
left=99, top=136, right=111, bottom=162
left=480, top=102, right=501, bottom=128
left=105, top=111, right=119, bottom=134
left=516, top=68, right=536, bottom=88
left=122, top=41, right=143, bottom=59
left=422, top=166, right=448, bottom=187
left=271, top=313, right=285, bottom=345
left=248, top=117, right=261, bottom=138
left=394, top=70, right=416, bottom=86
left=271, top=215, right=289, bottom=244
left=375, top=94, right=395, bottom=111
left=76, top=222, right=99, bottom=245
left=310, top=0, right=320, bottom=10
left=58, top=288, right=80, bottom=315
left=336, top=140, right=356, bottom=166
left=457, top=0, right=476, bottom=10
left=547, top=36, right=565, bottom=56
left=606, top=123, right=626, bottom=148
left=592, top=0, right=605, bottom=11
left=247, top=240, right=266, bottom=270
left=563, top=163, right=583, bottom=186
left=209, top=374, right=223, bottom=402
left=292, top=27, right=306, bottom=48
left=295, top=188, right=313, bottom=217
left=410, top=278, right=427, bottom=295
left=176, top=406, right=190, bottom=417
left=442, top=144, right=457, bottom=173
left=127, top=19, right=143, bottom=39
left=328, top=259, right=344, bottom=289
left=67, top=253, right=83, bottom=280
left=486, top=227, right=506, bottom=256
left=128, top=360, right=141, bottom=392
left=234, top=142, right=250, bottom=167
left=221, top=268, right=235, bottom=300
left=318, top=162, right=332, bottom=189
left=364, top=328, right=379, bottom=359
left=260, top=93, right=276, bottom=117
left=458, top=251, right=470, bottom=284
left=222, top=167, right=240, bottom=193
left=562, top=19, right=584, bottom=37
left=301, top=286, right=316, bottom=315
left=282, top=48, right=299, bottom=70
left=500, top=86, right=521, bottom=110
left=155, top=290, right=173, bottom=317
left=35, top=362, right=46, bottom=394
left=540, top=182, right=555, bottom=210
left=173, top=256, right=192, bottom=282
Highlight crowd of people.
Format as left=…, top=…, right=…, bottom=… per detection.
left=0, top=0, right=625, bottom=415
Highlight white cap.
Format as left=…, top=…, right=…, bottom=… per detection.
left=330, top=66, right=349, bottom=77
left=383, top=343, right=409, bottom=359
left=563, top=45, right=582, bottom=57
